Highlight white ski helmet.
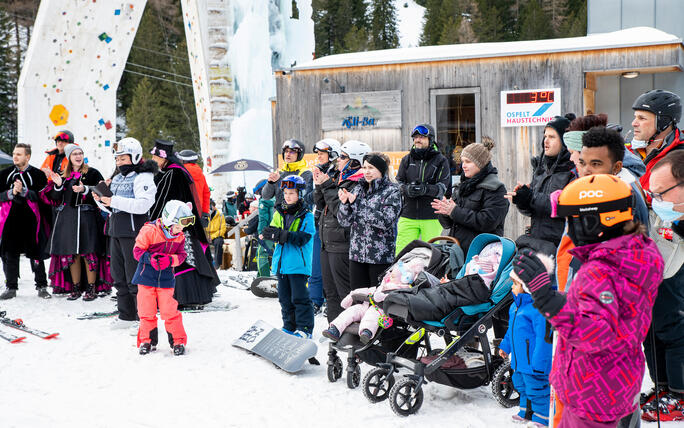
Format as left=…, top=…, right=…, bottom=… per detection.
left=161, top=200, right=195, bottom=228
left=313, top=138, right=341, bottom=160
left=114, top=137, right=143, bottom=164
left=340, top=140, right=371, bottom=166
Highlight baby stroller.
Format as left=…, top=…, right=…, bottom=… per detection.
left=365, top=233, right=517, bottom=416
left=326, top=237, right=462, bottom=389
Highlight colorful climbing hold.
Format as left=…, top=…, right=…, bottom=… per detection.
left=49, top=105, right=69, bottom=126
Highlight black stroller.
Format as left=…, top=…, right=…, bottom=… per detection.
left=326, top=237, right=462, bottom=389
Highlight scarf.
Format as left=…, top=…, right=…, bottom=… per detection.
left=459, top=162, right=494, bottom=198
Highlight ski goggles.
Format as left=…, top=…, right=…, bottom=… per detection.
left=313, top=141, right=333, bottom=153
left=280, top=180, right=303, bottom=189
left=177, top=215, right=195, bottom=228
left=282, top=140, right=302, bottom=151
left=411, top=125, right=430, bottom=137
left=54, top=132, right=71, bottom=142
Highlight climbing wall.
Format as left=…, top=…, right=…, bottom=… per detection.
left=17, top=0, right=146, bottom=177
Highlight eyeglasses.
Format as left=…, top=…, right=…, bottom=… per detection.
left=338, top=154, right=350, bottom=160
left=178, top=216, right=195, bottom=228
left=411, top=125, right=430, bottom=137
left=645, top=181, right=684, bottom=202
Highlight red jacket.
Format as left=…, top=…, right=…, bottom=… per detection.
left=184, top=162, right=210, bottom=215
left=41, top=148, right=69, bottom=175
left=632, top=128, right=684, bottom=194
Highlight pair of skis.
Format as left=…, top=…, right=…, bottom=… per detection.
left=0, top=311, right=59, bottom=343
left=76, top=303, right=240, bottom=320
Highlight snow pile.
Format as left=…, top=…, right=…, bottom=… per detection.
left=395, top=0, right=425, bottom=48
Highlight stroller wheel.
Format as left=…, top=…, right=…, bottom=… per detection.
left=389, top=377, right=424, bottom=416
left=327, top=356, right=343, bottom=382
left=346, top=363, right=361, bottom=389
left=491, top=359, right=520, bottom=408
left=362, top=367, right=395, bottom=403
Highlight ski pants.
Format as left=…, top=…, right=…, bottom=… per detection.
left=277, top=273, right=314, bottom=334
left=644, top=264, right=684, bottom=393
left=256, top=240, right=273, bottom=278
left=320, top=249, right=351, bottom=323
left=211, top=237, right=224, bottom=269
left=110, top=237, right=139, bottom=321
left=395, top=217, right=443, bottom=255
left=349, top=260, right=390, bottom=290
left=512, top=371, right=550, bottom=426
left=330, top=302, right=383, bottom=338
left=1, top=253, right=47, bottom=289
left=307, top=229, right=324, bottom=306
left=137, top=285, right=187, bottom=347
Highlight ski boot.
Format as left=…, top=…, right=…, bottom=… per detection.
left=67, top=284, right=82, bottom=301
left=642, top=391, right=684, bottom=422
left=173, top=344, right=185, bottom=356
left=37, top=287, right=51, bottom=299
left=139, top=343, right=156, bottom=355
left=0, top=288, right=16, bottom=300
left=82, top=284, right=98, bottom=301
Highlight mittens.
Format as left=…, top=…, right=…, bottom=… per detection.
left=513, top=249, right=566, bottom=318
left=150, top=253, right=172, bottom=271
left=512, top=185, right=533, bottom=208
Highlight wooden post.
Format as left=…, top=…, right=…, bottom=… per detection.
left=225, top=211, right=258, bottom=271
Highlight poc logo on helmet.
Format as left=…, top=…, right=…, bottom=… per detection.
left=579, top=190, right=604, bottom=199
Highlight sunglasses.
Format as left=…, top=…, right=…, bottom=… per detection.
left=644, top=181, right=684, bottom=202
left=178, top=216, right=195, bottom=228
left=338, top=154, right=350, bottom=160
left=412, top=125, right=430, bottom=137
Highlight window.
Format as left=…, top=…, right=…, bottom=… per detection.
left=430, top=88, right=480, bottom=161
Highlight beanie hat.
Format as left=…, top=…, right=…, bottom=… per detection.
left=461, top=137, right=494, bottom=169
left=64, top=144, right=82, bottom=160
left=545, top=114, right=573, bottom=144
left=563, top=131, right=586, bottom=152
left=362, top=153, right=388, bottom=177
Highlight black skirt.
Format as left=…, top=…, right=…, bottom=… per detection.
left=173, top=237, right=220, bottom=305
left=49, top=205, right=102, bottom=256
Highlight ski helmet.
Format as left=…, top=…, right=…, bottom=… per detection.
left=176, top=149, right=199, bottom=163
left=556, top=174, right=634, bottom=246
left=280, top=175, right=306, bottom=193
left=411, top=124, right=436, bottom=145
left=282, top=139, right=305, bottom=162
left=340, top=140, right=371, bottom=167
left=313, top=138, right=341, bottom=161
left=54, top=130, right=74, bottom=144
left=161, top=200, right=195, bottom=228
left=632, top=89, right=681, bottom=134
left=226, top=190, right=237, bottom=202
left=113, top=137, right=143, bottom=164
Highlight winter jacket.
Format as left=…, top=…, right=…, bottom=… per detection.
left=223, top=200, right=237, bottom=219
left=314, top=169, right=363, bottom=254
left=396, top=144, right=452, bottom=220
left=207, top=209, right=226, bottom=241
left=48, top=168, right=104, bottom=209
left=132, top=219, right=188, bottom=288
left=41, top=148, right=68, bottom=175
left=269, top=203, right=315, bottom=276
left=499, top=293, right=552, bottom=375
left=183, top=162, right=210, bottom=215
left=548, top=233, right=663, bottom=422
left=262, top=160, right=314, bottom=209
left=514, top=146, right=575, bottom=249
left=108, top=160, right=158, bottom=238
left=630, top=128, right=684, bottom=193
left=313, top=161, right=338, bottom=225
left=438, top=162, right=508, bottom=253
left=337, top=176, right=402, bottom=264
left=257, top=198, right=275, bottom=234
left=383, top=273, right=491, bottom=322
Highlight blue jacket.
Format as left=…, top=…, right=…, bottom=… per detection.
left=499, top=293, right=552, bottom=375
left=270, top=205, right=315, bottom=276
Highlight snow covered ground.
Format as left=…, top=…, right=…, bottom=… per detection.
left=0, top=261, right=665, bottom=428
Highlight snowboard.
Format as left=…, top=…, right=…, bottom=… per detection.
left=232, top=320, right=317, bottom=373
left=250, top=276, right=278, bottom=298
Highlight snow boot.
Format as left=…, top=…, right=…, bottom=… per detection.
left=67, top=284, right=82, bottom=300
left=0, top=288, right=16, bottom=300
left=642, top=391, right=684, bottom=422
left=173, top=344, right=185, bottom=356
left=82, top=284, right=97, bottom=301
left=37, top=287, right=51, bottom=299
left=139, top=343, right=155, bottom=355
left=293, top=330, right=312, bottom=339
left=359, top=329, right=373, bottom=344
left=321, top=325, right=341, bottom=342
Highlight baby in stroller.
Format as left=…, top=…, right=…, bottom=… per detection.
left=322, top=247, right=431, bottom=344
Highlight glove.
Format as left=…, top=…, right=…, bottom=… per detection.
left=262, top=227, right=288, bottom=244
left=512, top=185, right=533, bottom=208
left=406, top=184, right=427, bottom=198
left=425, top=183, right=446, bottom=200
left=150, top=253, right=172, bottom=271
left=513, top=249, right=565, bottom=318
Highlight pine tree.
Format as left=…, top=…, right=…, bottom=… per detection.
left=0, top=7, right=18, bottom=154
left=370, top=0, right=399, bottom=50
left=126, top=77, right=165, bottom=154
left=342, top=25, right=370, bottom=53
left=438, top=15, right=461, bottom=45
left=420, top=0, right=445, bottom=46
left=519, top=0, right=553, bottom=40
left=542, top=0, right=568, bottom=36
left=559, top=0, right=587, bottom=37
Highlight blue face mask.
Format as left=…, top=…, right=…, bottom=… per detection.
left=652, top=199, right=684, bottom=223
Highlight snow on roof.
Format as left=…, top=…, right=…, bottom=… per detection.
left=292, top=27, right=682, bottom=71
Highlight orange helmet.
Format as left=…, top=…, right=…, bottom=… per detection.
left=557, top=174, right=634, bottom=246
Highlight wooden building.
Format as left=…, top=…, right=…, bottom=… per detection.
left=272, top=27, right=683, bottom=238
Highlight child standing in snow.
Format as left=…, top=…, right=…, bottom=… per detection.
left=132, top=200, right=193, bottom=356
left=500, top=266, right=553, bottom=427
left=260, top=175, right=315, bottom=338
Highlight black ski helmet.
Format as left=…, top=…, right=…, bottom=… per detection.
left=282, top=139, right=305, bottom=162
left=632, top=89, right=681, bottom=133
left=54, top=130, right=74, bottom=144
left=411, top=124, right=436, bottom=145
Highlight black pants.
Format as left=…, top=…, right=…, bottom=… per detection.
left=211, top=237, right=224, bottom=268
left=1, top=254, right=47, bottom=289
left=277, top=273, right=314, bottom=333
left=110, top=237, right=139, bottom=321
left=349, top=260, right=390, bottom=290
left=320, top=250, right=352, bottom=323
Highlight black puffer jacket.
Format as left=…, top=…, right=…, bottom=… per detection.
left=396, top=144, right=452, bottom=220
left=383, top=274, right=490, bottom=322
left=438, top=163, right=508, bottom=253
left=314, top=169, right=363, bottom=254
left=513, top=146, right=575, bottom=249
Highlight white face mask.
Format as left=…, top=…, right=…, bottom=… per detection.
left=630, top=139, right=648, bottom=149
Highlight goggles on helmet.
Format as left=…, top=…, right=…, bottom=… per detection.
left=282, top=141, right=302, bottom=151
left=314, top=141, right=333, bottom=153
left=411, top=125, right=430, bottom=137
left=177, top=215, right=195, bottom=228
left=281, top=180, right=301, bottom=189
left=55, top=132, right=71, bottom=142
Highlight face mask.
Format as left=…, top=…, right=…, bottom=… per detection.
left=652, top=199, right=684, bottom=223
left=630, top=139, right=648, bottom=149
